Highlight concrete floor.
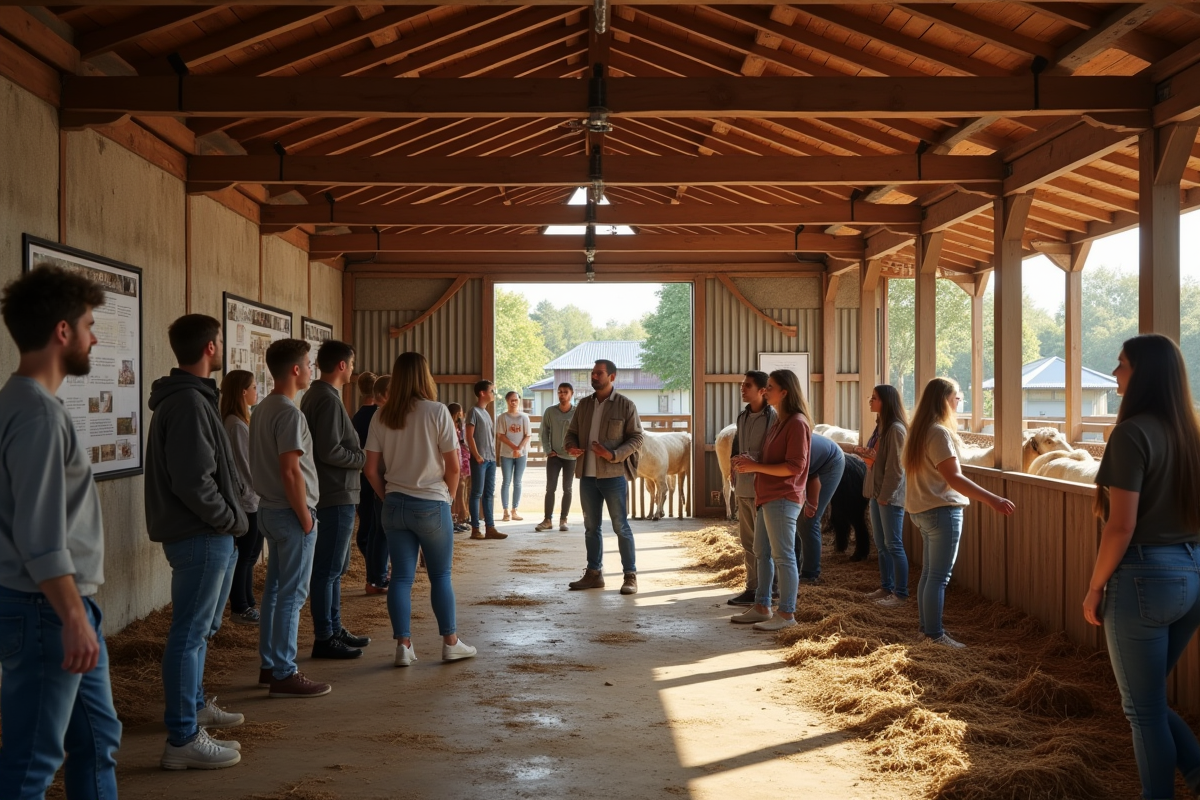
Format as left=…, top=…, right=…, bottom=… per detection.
left=114, top=474, right=904, bottom=800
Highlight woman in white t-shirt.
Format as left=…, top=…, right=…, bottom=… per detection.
left=497, top=391, right=531, bottom=521
left=364, top=352, right=477, bottom=666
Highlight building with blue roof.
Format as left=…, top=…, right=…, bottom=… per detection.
left=526, top=340, right=691, bottom=416
left=980, top=356, right=1117, bottom=418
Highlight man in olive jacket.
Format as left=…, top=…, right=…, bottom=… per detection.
left=145, top=314, right=249, bottom=769
left=564, top=359, right=643, bottom=595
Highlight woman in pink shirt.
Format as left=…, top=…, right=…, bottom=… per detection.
left=729, top=369, right=811, bottom=631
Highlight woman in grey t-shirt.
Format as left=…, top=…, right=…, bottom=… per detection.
left=1083, top=335, right=1200, bottom=798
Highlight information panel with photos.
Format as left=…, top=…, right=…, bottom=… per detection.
left=302, top=317, right=334, bottom=380
left=23, top=235, right=144, bottom=480
left=223, top=294, right=293, bottom=401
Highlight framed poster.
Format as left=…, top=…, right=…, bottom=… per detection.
left=759, top=352, right=811, bottom=405
left=223, top=293, right=293, bottom=400
left=23, top=235, right=144, bottom=481
left=301, top=317, right=334, bottom=380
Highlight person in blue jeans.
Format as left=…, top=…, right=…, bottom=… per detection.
left=250, top=339, right=332, bottom=699
left=564, top=360, right=644, bottom=595
left=145, top=314, right=249, bottom=770
left=1083, top=334, right=1200, bottom=799
left=301, top=340, right=370, bottom=660
left=351, top=372, right=390, bottom=592
left=497, top=391, right=531, bottom=521
left=796, top=432, right=844, bottom=583
left=364, top=352, right=476, bottom=665
left=904, top=378, right=1013, bottom=648
left=856, top=384, right=910, bottom=607
left=0, top=266, right=121, bottom=798
left=466, top=379, right=505, bottom=540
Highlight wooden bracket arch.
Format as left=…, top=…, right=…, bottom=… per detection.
left=716, top=274, right=797, bottom=338
left=388, top=275, right=469, bottom=338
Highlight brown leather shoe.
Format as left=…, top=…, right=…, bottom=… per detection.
left=620, top=572, right=638, bottom=595
left=470, top=527, right=485, bottom=540
left=484, top=526, right=508, bottom=540
left=258, top=668, right=272, bottom=688
left=568, top=569, right=605, bottom=590
left=268, top=671, right=331, bottom=698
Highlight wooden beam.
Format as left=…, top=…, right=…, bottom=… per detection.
left=261, top=200, right=923, bottom=227
left=388, top=275, right=469, bottom=337
left=822, top=272, right=838, bottom=423
left=864, top=229, right=913, bottom=260
left=1049, top=2, right=1170, bottom=74
left=1003, top=122, right=1136, bottom=195
left=0, top=28, right=60, bottom=106
left=75, top=6, right=219, bottom=59
left=914, top=233, right=938, bottom=395
left=968, top=271, right=989, bottom=433
left=0, top=7, right=78, bottom=73
left=61, top=76, right=1154, bottom=119
left=922, top=190, right=994, bottom=233
left=716, top=275, right=797, bottom=337
left=1063, top=243, right=1090, bottom=444
left=308, top=232, right=865, bottom=256
left=994, top=193, right=1033, bottom=471
left=1138, top=123, right=1199, bottom=341
left=898, top=4, right=1056, bottom=61
left=859, top=262, right=878, bottom=446
left=1155, top=60, right=1200, bottom=127
left=187, top=153, right=1004, bottom=188
left=691, top=276, right=709, bottom=514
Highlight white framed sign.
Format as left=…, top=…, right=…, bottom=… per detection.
left=759, top=352, right=811, bottom=405
left=302, top=317, right=334, bottom=380
left=23, top=235, right=144, bottom=481
left=223, top=293, right=293, bottom=401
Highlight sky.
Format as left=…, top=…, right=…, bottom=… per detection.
left=499, top=282, right=666, bottom=325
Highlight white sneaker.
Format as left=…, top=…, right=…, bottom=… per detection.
left=196, top=696, right=243, bottom=728
left=442, top=638, right=478, bottom=662
left=161, top=728, right=242, bottom=770
left=395, top=642, right=418, bottom=667
left=753, top=615, right=797, bottom=632
left=559, top=520, right=569, bottom=531
left=204, top=730, right=242, bottom=751
left=931, top=633, right=967, bottom=649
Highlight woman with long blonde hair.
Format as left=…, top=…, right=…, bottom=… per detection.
left=364, top=352, right=476, bottom=666
left=1083, top=335, right=1200, bottom=798
left=729, top=369, right=812, bottom=631
left=219, top=369, right=262, bottom=625
left=904, top=377, right=1014, bottom=647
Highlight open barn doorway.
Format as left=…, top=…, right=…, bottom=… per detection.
left=491, top=281, right=694, bottom=521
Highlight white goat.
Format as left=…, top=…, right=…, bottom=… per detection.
left=813, top=423, right=859, bottom=446
left=637, top=432, right=692, bottom=520
left=1028, top=448, right=1100, bottom=484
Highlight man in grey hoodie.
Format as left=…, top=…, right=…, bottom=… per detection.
left=145, top=314, right=249, bottom=771
left=300, top=340, right=369, bottom=659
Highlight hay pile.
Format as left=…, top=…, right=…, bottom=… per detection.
left=678, top=523, right=1151, bottom=800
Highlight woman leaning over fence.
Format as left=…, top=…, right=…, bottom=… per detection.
left=860, top=384, right=910, bottom=608
left=1083, top=334, right=1200, bottom=800
left=905, top=377, right=1014, bottom=648
left=364, top=352, right=477, bottom=667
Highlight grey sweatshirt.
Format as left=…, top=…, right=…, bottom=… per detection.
left=0, top=377, right=105, bottom=595
left=145, top=370, right=249, bottom=543
left=299, top=379, right=365, bottom=508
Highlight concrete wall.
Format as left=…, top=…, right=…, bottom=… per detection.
left=0, top=75, right=340, bottom=632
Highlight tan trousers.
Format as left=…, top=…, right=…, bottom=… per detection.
left=453, top=474, right=472, bottom=523
left=737, top=495, right=758, bottom=591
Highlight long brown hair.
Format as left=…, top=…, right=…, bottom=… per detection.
left=219, top=370, right=255, bottom=424
left=873, top=383, right=907, bottom=437
left=378, top=352, right=437, bottom=430
left=1094, top=335, right=1200, bottom=527
left=768, top=369, right=811, bottom=421
left=904, top=377, right=962, bottom=474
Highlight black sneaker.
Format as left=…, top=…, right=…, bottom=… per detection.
left=727, top=588, right=756, bottom=606
left=312, top=637, right=362, bottom=660
left=336, top=628, right=370, bottom=648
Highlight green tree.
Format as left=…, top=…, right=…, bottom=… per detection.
left=493, top=289, right=551, bottom=395
left=640, top=283, right=692, bottom=391
left=530, top=300, right=595, bottom=357
left=595, top=316, right=648, bottom=341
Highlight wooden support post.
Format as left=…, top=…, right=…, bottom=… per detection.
left=1063, top=242, right=1091, bottom=443
left=342, top=269, right=355, bottom=413
left=914, top=231, right=943, bottom=397
left=859, top=260, right=881, bottom=444
left=959, top=271, right=990, bottom=434
left=1138, top=123, right=1199, bottom=342
left=879, top=278, right=890, bottom=386
left=994, top=194, right=1033, bottom=471
left=692, top=277, right=708, bottom=515
left=822, top=272, right=839, bottom=424
left=482, top=277, right=495, bottom=416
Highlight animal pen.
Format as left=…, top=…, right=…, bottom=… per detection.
left=3, top=0, right=1200, bottom=733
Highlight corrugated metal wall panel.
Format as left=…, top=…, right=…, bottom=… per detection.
left=354, top=279, right=483, bottom=377
left=837, top=380, right=860, bottom=430
left=837, top=309, right=859, bottom=374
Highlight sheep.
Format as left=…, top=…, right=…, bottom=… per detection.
left=654, top=431, right=691, bottom=519
left=715, top=423, right=737, bottom=518
left=636, top=432, right=692, bottom=520
left=1021, top=426, right=1074, bottom=472
left=813, top=423, right=859, bottom=446
left=1028, top=448, right=1100, bottom=484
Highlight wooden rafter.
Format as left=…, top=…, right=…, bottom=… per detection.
left=716, top=274, right=798, bottom=337
left=387, top=275, right=468, bottom=337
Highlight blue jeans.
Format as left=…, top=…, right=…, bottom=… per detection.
left=755, top=498, right=801, bottom=614
left=161, top=533, right=236, bottom=745
left=357, top=475, right=389, bottom=586
left=469, top=459, right=496, bottom=528
left=500, top=454, right=527, bottom=510
left=871, top=499, right=909, bottom=598
left=911, top=506, right=963, bottom=639
left=796, top=456, right=844, bottom=579
left=259, top=507, right=318, bottom=681
left=579, top=476, right=636, bottom=574
left=310, top=504, right=356, bottom=640
left=0, top=587, right=120, bottom=800
left=1103, top=543, right=1200, bottom=799
left=382, top=493, right=457, bottom=639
